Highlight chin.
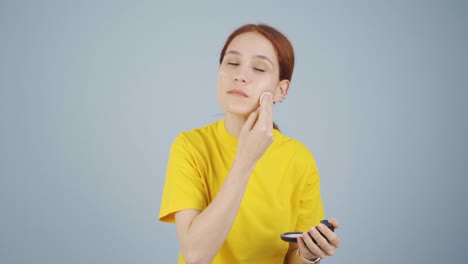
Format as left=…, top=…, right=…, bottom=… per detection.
left=224, top=102, right=256, bottom=117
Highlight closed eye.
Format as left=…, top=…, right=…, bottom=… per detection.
left=227, top=62, right=239, bottom=66
left=254, top=68, right=265, bottom=72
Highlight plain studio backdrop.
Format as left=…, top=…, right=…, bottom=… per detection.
left=1, top=1, right=467, bottom=263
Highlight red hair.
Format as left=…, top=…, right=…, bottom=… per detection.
left=219, top=24, right=295, bottom=82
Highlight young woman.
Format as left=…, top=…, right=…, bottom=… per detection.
left=159, top=23, right=341, bottom=264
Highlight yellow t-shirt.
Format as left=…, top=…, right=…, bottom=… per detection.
left=159, top=119, right=324, bottom=264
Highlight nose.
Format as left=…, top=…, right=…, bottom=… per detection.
left=234, top=76, right=247, bottom=83
left=233, top=67, right=248, bottom=84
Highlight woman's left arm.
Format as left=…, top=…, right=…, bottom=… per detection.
left=284, top=218, right=341, bottom=263
left=284, top=243, right=302, bottom=264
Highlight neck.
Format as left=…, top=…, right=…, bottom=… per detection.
left=224, top=112, right=248, bottom=138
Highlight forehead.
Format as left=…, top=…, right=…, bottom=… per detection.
left=226, top=32, right=277, bottom=62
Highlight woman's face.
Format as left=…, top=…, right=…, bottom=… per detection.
left=217, top=32, right=288, bottom=116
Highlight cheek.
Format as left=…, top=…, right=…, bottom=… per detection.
left=255, top=78, right=278, bottom=94
left=217, top=70, right=230, bottom=86
left=216, top=71, right=229, bottom=103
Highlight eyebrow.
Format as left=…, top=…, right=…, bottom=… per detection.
left=225, top=50, right=274, bottom=67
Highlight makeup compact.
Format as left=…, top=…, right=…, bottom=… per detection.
left=280, top=219, right=335, bottom=243
left=280, top=232, right=304, bottom=243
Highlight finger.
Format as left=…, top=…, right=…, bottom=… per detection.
left=302, top=230, right=327, bottom=259
left=297, top=236, right=307, bottom=252
left=297, top=236, right=317, bottom=260
left=310, top=227, right=336, bottom=257
left=241, top=108, right=260, bottom=132
left=317, top=223, right=340, bottom=249
left=258, top=92, right=273, bottom=129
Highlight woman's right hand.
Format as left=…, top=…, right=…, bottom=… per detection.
left=235, top=92, right=274, bottom=168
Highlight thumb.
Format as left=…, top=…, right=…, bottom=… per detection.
left=329, top=218, right=340, bottom=229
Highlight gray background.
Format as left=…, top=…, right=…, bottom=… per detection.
left=1, top=0, right=467, bottom=263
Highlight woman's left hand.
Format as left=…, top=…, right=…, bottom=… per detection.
left=297, top=218, right=341, bottom=261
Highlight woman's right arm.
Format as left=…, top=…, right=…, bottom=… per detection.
left=174, top=161, right=254, bottom=264
left=175, top=94, right=274, bottom=264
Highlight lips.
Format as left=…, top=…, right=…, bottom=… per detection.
left=227, top=89, right=248, bottom=97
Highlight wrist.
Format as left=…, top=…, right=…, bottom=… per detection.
left=232, top=157, right=256, bottom=173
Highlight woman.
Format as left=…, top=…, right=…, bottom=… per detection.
left=159, top=23, right=341, bottom=264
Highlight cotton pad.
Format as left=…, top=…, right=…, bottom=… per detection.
left=259, top=92, right=273, bottom=105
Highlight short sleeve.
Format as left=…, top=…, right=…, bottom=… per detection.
left=158, top=133, right=208, bottom=223
left=295, top=157, right=325, bottom=231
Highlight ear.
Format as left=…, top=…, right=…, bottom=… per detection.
left=273, top=79, right=290, bottom=103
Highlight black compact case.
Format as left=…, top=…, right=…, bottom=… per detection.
left=280, top=219, right=335, bottom=243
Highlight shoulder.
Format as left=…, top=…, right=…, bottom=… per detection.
left=273, top=130, right=317, bottom=165
left=171, top=120, right=221, bottom=148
